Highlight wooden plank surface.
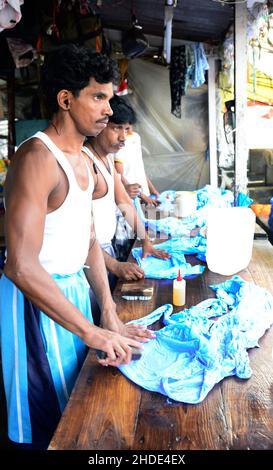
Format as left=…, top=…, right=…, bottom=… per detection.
left=49, top=239, right=273, bottom=450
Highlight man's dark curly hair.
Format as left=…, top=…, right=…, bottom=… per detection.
left=108, top=95, right=137, bottom=125
left=40, top=44, right=119, bottom=114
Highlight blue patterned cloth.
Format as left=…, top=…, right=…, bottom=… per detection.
left=132, top=238, right=205, bottom=279
left=191, top=43, right=209, bottom=89
left=119, top=276, right=273, bottom=404
left=132, top=185, right=236, bottom=278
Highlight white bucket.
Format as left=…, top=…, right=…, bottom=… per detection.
left=174, top=191, right=197, bottom=218
left=206, top=207, right=256, bottom=276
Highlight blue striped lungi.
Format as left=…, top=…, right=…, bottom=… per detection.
left=0, top=269, right=93, bottom=446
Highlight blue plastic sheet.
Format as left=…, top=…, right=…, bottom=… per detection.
left=119, top=276, right=273, bottom=404
left=132, top=238, right=205, bottom=279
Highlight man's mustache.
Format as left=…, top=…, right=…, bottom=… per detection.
left=96, top=118, right=109, bottom=124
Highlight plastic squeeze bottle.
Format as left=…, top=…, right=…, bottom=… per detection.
left=173, top=269, right=186, bottom=307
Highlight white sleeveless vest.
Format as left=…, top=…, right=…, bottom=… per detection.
left=33, top=132, right=93, bottom=274
left=82, top=146, right=117, bottom=245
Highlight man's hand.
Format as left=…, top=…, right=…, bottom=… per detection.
left=125, top=183, right=141, bottom=198
left=190, top=227, right=201, bottom=237
left=100, top=308, right=156, bottom=350
left=116, top=261, right=144, bottom=280
left=82, top=323, right=144, bottom=367
left=122, top=323, right=156, bottom=342
left=142, top=239, right=170, bottom=260
left=141, top=193, right=160, bottom=207
left=151, top=189, right=160, bottom=199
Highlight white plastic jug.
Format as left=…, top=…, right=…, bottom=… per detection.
left=174, top=191, right=197, bottom=218
left=206, top=207, right=256, bottom=276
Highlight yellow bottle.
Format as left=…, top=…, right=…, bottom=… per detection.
left=173, top=269, right=186, bottom=307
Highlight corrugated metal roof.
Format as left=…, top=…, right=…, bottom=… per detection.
left=99, top=0, right=234, bottom=43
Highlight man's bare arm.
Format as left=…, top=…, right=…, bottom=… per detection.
left=102, top=249, right=144, bottom=280
left=114, top=161, right=141, bottom=198
left=147, top=177, right=160, bottom=197
left=4, top=143, right=141, bottom=365
left=113, top=169, right=170, bottom=259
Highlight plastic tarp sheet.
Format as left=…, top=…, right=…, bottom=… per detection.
left=126, top=59, right=210, bottom=192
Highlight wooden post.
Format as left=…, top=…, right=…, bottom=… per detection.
left=208, top=55, right=218, bottom=188
left=7, top=69, right=15, bottom=159
left=234, top=2, right=248, bottom=200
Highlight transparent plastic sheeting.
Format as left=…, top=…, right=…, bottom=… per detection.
left=119, top=277, right=273, bottom=404
left=126, top=59, right=210, bottom=192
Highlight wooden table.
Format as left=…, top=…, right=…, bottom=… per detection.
left=49, top=239, right=273, bottom=451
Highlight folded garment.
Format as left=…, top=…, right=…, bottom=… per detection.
left=119, top=276, right=273, bottom=404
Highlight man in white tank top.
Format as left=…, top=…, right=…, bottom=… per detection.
left=83, top=96, right=170, bottom=289
left=0, top=45, right=154, bottom=450
left=114, top=125, right=160, bottom=207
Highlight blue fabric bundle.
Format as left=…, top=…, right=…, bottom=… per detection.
left=236, top=192, right=254, bottom=207
left=132, top=185, right=236, bottom=278
left=119, top=276, right=273, bottom=404
left=146, top=185, right=234, bottom=238
left=132, top=238, right=205, bottom=279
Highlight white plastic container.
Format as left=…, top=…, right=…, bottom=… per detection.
left=206, top=207, right=256, bottom=276
left=173, top=269, right=186, bottom=307
left=175, top=191, right=197, bottom=218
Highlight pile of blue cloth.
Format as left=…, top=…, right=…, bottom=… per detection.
left=132, top=238, right=205, bottom=279
left=132, top=186, right=255, bottom=279
left=134, top=185, right=234, bottom=240
left=133, top=186, right=229, bottom=278
left=152, top=185, right=234, bottom=236
left=119, top=276, right=273, bottom=404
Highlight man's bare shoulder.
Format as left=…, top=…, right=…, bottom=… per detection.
left=12, top=137, right=56, bottom=165
left=5, top=137, right=60, bottom=193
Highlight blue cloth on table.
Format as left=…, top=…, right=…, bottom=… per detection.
left=119, top=276, right=273, bottom=404
left=133, top=185, right=234, bottom=267
left=236, top=192, right=254, bottom=207
left=145, top=185, right=234, bottom=239
left=132, top=238, right=205, bottom=279
left=158, top=190, right=176, bottom=204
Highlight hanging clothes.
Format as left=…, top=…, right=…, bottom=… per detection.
left=169, top=45, right=194, bottom=118
left=191, top=43, right=209, bottom=89
left=0, top=0, right=24, bottom=32
left=6, top=37, right=35, bottom=68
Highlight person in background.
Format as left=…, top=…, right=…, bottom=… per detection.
left=82, top=96, right=170, bottom=322
left=0, top=45, right=152, bottom=450
left=114, top=117, right=160, bottom=207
